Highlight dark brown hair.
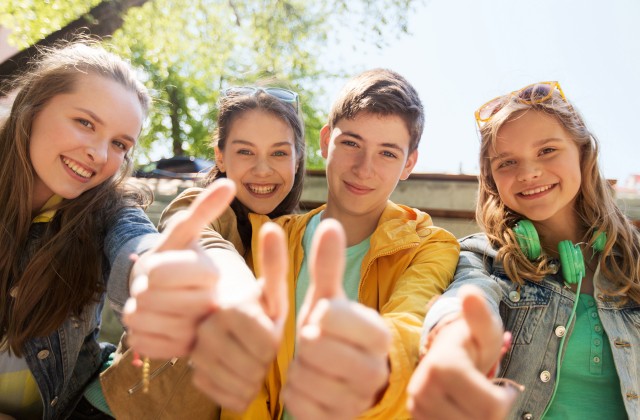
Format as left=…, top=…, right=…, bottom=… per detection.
left=0, top=41, right=151, bottom=355
left=328, top=68, right=424, bottom=152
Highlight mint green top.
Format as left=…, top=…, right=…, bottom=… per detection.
left=544, top=294, right=626, bottom=419
left=285, top=212, right=371, bottom=419
left=295, top=211, right=371, bottom=316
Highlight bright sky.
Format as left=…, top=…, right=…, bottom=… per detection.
left=323, top=0, right=640, bottom=183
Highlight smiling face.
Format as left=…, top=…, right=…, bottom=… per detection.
left=490, top=109, right=582, bottom=228
left=215, top=109, right=297, bottom=215
left=29, top=73, right=144, bottom=211
left=321, top=111, right=417, bottom=222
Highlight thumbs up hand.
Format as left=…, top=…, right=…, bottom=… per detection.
left=282, top=219, right=392, bottom=419
left=123, top=179, right=253, bottom=358
left=189, top=221, right=289, bottom=412
left=407, top=286, right=518, bottom=420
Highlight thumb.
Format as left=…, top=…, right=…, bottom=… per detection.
left=298, top=218, right=346, bottom=327
left=258, top=222, right=289, bottom=327
left=156, top=178, right=236, bottom=252
left=459, top=285, right=504, bottom=373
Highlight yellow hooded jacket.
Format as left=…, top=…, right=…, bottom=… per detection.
left=224, top=201, right=460, bottom=419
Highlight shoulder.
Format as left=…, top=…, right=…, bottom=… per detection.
left=458, top=233, right=498, bottom=257
left=158, top=187, right=206, bottom=231
left=381, top=201, right=457, bottom=243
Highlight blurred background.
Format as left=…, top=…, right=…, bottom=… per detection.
left=2, top=0, right=638, bottom=343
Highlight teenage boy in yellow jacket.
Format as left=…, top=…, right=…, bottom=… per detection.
left=191, top=68, right=460, bottom=419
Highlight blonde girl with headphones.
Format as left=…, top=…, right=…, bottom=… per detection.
left=408, top=82, right=640, bottom=420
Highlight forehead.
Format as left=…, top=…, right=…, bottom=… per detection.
left=492, top=110, right=571, bottom=152
left=333, top=112, right=411, bottom=147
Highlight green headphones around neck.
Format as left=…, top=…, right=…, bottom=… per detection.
left=513, top=219, right=607, bottom=284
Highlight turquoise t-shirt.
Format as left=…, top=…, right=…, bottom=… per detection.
left=295, top=211, right=371, bottom=316
left=544, top=294, right=626, bottom=419
left=285, top=212, right=371, bottom=419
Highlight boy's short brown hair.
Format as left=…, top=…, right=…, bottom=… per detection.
left=328, top=68, right=424, bottom=152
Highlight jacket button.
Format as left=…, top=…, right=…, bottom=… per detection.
left=509, top=291, right=521, bottom=302
left=37, top=350, right=50, bottom=359
left=50, top=396, right=58, bottom=407
left=554, top=326, right=566, bottom=337
left=539, top=370, right=551, bottom=382
left=522, top=413, right=533, bottom=420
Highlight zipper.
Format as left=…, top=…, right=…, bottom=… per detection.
left=128, top=357, right=179, bottom=394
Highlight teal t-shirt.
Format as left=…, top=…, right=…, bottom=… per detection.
left=285, top=212, right=371, bottom=419
left=295, top=211, right=371, bottom=316
left=544, top=294, right=626, bottom=419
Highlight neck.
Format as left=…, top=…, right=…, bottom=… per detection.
left=534, top=217, right=585, bottom=258
left=322, top=202, right=382, bottom=247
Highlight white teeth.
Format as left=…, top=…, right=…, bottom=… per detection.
left=63, top=158, right=92, bottom=178
left=247, top=184, right=276, bottom=194
left=521, top=185, right=552, bottom=196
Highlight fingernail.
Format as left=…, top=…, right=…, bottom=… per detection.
left=131, top=274, right=149, bottom=297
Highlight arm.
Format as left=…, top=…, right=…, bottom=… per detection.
left=407, top=286, right=518, bottom=420
left=363, top=227, right=461, bottom=418
left=407, top=238, right=519, bottom=420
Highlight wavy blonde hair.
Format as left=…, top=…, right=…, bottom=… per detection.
left=477, top=87, right=640, bottom=303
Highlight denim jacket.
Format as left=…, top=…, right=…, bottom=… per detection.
left=21, top=206, right=159, bottom=419
left=424, top=233, right=640, bottom=420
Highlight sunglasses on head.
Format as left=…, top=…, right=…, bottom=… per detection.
left=474, top=81, right=567, bottom=128
left=221, top=86, right=299, bottom=109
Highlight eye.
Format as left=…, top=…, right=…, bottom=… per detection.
left=341, top=140, right=358, bottom=147
left=272, top=150, right=288, bottom=157
left=112, top=140, right=128, bottom=151
left=496, top=159, right=515, bottom=169
left=540, top=147, right=556, bottom=156
left=76, top=118, right=94, bottom=129
left=237, top=149, right=253, bottom=156
left=381, top=150, right=397, bottom=159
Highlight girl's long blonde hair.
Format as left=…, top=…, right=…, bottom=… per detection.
left=477, top=88, right=640, bottom=303
left=0, top=40, right=151, bottom=355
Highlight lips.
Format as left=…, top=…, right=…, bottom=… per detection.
left=344, top=180, right=374, bottom=195
left=62, top=157, right=94, bottom=179
left=519, top=183, right=555, bottom=196
left=245, top=183, right=278, bottom=195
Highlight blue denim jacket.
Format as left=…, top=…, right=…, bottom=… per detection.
left=424, top=233, right=640, bottom=420
left=22, top=206, right=159, bottom=419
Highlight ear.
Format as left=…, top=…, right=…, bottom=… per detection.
left=400, top=149, right=418, bottom=180
left=214, top=146, right=225, bottom=173
left=320, top=124, right=331, bottom=159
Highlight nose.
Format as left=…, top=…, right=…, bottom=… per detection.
left=252, top=156, right=274, bottom=177
left=516, top=161, right=542, bottom=182
left=86, top=139, right=108, bottom=164
left=352, top=151, right=375, bottom=179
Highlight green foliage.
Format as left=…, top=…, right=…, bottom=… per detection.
left=0, top=0, right=422, bottom=170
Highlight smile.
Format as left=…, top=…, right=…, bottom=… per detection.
left=246, top=183, right=278, bottom=195
left=63, top=157, right=94, bottom=179
left=520, top=184, right=554, bottom=196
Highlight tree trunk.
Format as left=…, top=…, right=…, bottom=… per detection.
left=0, top=0, right=149, bottom=92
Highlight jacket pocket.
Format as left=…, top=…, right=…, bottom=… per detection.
left=497, top=277, right=552, bottom=345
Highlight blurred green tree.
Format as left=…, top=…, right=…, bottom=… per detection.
left=0, top=0, right=420, bottom=168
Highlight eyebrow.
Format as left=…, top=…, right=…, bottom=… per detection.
left=75, top=107, right=137, bottom=144
left=230, top=139, right=294, bottom=147
left=489, top=137, right=564, bottom=162
left=340, top=130, right=406, bottom=155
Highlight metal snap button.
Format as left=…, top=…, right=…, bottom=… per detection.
left=539, top=370, right=551, bottom=382
left=37, top=349, right=50, bottom=359
left=554, top=326, right=566, bottom=337
left=509, top=290, right=521, bottom=302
